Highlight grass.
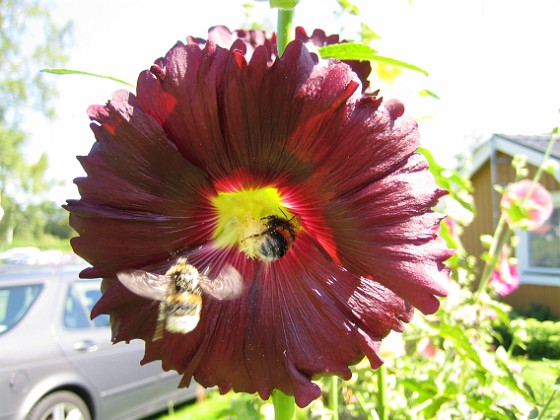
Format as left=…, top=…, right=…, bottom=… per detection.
left=154, top=391, right=262, bottom=420
left=0, top=236, right=72, bottom=252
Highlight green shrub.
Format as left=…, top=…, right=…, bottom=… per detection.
left=495, top=317, right=560, bottom=360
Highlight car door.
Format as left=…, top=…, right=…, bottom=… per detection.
left=55, top=277, right=180, bottom=417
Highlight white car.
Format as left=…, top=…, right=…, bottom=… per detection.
left=0, top=264, right=197, bottom=420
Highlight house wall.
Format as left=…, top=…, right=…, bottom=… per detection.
left=462, top=153, right=560, bottom=318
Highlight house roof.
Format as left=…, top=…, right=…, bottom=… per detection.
left=498, top=134, right=560, bottom=158
left=470, top=133, right=560, bottom=181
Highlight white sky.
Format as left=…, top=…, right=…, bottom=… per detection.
left=23, top=0, right=560, bottom=203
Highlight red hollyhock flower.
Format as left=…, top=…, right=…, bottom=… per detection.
left=65, top=32, right=451, bottom=407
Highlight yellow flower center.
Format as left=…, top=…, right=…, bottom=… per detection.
left=211, top=187, right=297, bottom=259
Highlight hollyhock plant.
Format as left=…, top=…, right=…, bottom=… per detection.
left=501, top=180, right=553, bottom=232
left=489, top=245, right=520, bottom=296
left=64, top=27, right=451, bottom=407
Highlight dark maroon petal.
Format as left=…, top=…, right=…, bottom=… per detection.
left=189, top=25, right=275, bottom=62
left=327, top=97, right=418, bottom=190
left=136, top=41, right=358, bottom=184
left=326, top=153, right=451, bottom=313
left=64, top=91, right=215, bottom=277
left=93, top=236, right=412, bottom=407
left=296, top=26, right=372, bottom=92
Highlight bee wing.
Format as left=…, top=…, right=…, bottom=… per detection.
left=199, top=264, right=243, bottom=301
left=116, top=270, right=172, bottom=301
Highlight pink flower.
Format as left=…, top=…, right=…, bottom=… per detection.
left=490, top=245, right=520, bottom=296
left=501, top=180, right=553, bottom=232
left=417, top=337, right=440, bottom=359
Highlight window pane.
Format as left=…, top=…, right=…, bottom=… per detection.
left=66, top=279, right=109, bottom=328
left=0, top=285, right=43, bottom=334
left=529, top=208, right=560, bottom=268
left=64, top=286, right=91, bottom=328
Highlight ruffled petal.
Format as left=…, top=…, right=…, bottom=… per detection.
left=64, top=91, right=215, bottom=277
left=93, top=235, right=412, bottom=407
left=295, top=26, right=372, bottom=92
left=326, top=153, right=451, bottom=313
left=136, top=41, right=359, bottom=184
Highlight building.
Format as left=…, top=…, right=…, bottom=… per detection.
left=462, top=133, right=560, bottom=318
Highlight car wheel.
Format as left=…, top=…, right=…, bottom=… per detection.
left=27, top=390, right=91, bottom=420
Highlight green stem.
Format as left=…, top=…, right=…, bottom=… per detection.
left=376, top=365, right=387, bottom=420
left=507, top=335, right=519, bottom=357
left=272, top=389, right=296, bottom=420
left=475, top=216, right=512, bottom=299
left=329, top=376, right=339, bottom=420
left=276, top=8, right=295, bottom=57
left=532, top=130, right=558, bottom=186
left=537, top=388, right=558, bottom=420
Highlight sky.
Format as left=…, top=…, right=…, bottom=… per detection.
left=22, top=0, right=560, bottom=204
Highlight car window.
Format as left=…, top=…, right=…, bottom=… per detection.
left=0, top=284, right=42, bottom=334
left=64, top=279, right=110, bottom=328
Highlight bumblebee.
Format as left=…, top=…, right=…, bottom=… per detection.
left=244, top=214, right=302, bottom=262
left=116, top=258, right=242, bottom=340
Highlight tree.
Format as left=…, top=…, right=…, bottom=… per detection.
left=0, top=0, right=72, bottom=245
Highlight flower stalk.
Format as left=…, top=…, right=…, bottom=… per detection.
left=475, top=215, right=511, bottom=298
left=329, top=376, right=339, bottom=420
left=376, top=365, right=388, bottom=420
left=272, top=389, right=296, bottom=420
left=276, top=7, right=295, bottom=56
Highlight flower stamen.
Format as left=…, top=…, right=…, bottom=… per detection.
left=211, top=187, right=302, bottom=261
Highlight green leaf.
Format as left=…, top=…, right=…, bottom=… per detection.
left=319, top=43, right=429, bottom=76
left=369, top=55, right=429, bottom=76
left=319, top=43, right=378, bottom=60
left=487, top=300, right=513, bottom=327
left=494, top=184, right=505, bottom=194
left=360, top=23, right=381, bottom=43
left=542, top=159, right=559, bottom=177
left=337, top=0, right=359, bottom=14
left=418, top=89, right=440, bottom=100
left=41, top=68, right=135, bottom=87
left=418, top=147, right=476, bottom=214
left=466, top=396, right=512, bottom=420
left=269, top=0, right=299, bottom=8
left=422, top=396, right=450, bottom=419
left=400, top=378, right=438, bottom=403
left=494, top=349, right=536, bottom=403
left=438, top=323, right=483, bottom=367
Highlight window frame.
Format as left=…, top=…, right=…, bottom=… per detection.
left=517, top=190, right=560, bottom=286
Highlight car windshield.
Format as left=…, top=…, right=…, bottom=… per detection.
left=0, top=284, right=42, bottom=334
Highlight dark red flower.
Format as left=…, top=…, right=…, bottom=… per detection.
left=294, top=27, right=372, bottom=92
left=188, top=25, right=372, bottom=92
left=65, top=32, right=450, bottom=407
